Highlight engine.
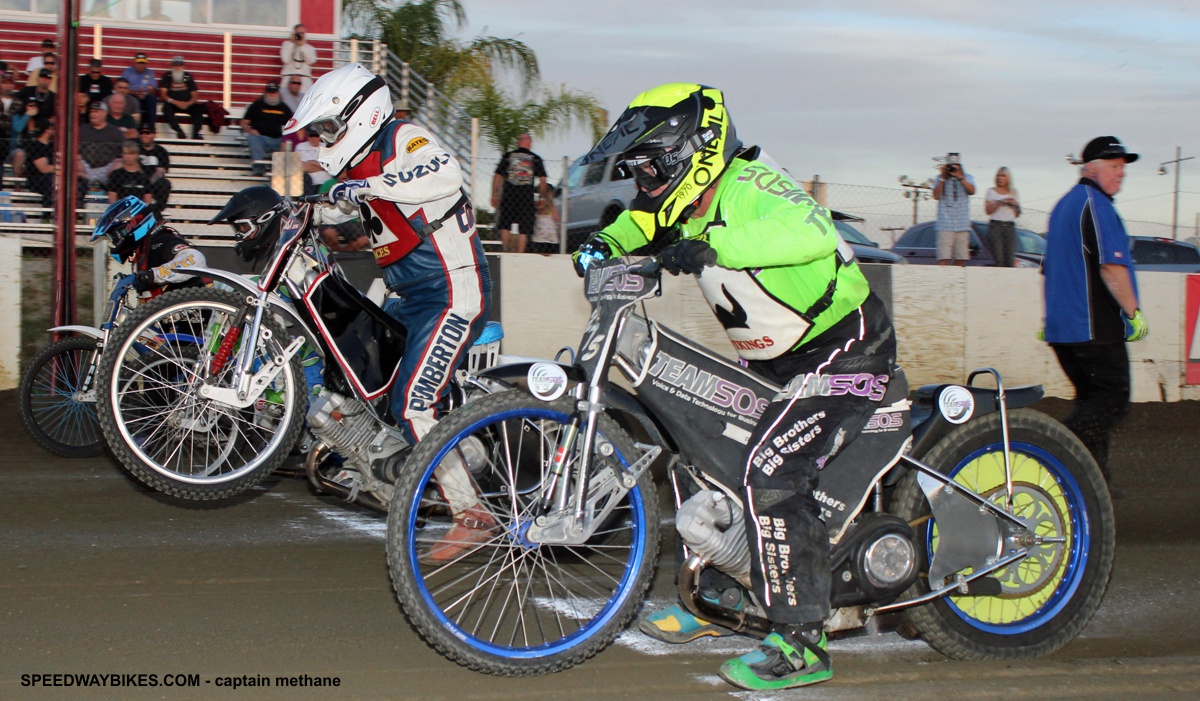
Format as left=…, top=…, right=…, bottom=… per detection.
left=676, top=489, right=753, bottom=589
left=306, top=391, right=408, bottom=472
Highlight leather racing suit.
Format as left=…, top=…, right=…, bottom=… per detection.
left=136, top=227, right=208, bottom=297
left=591, top=155, right=896, bottom=627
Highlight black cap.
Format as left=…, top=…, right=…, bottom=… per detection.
left=88, top=58, right=102, bottom=68
left=38, top=68, right=52, bottom=78
left=41, top=38, right=55, bottom=48
left=264, top=80, right=280, bottom=92
left=1, top=70, right=14, bottom=81
left=134, top=52, right=148, bottom=63
left=139, top=124, right=154, bottom=134
left=1081, top=136, right=1139, bottom=164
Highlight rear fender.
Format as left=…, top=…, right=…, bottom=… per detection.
left=909, top=382, right=1044, bottom=459
left=189, top=266, right=316, bottom=353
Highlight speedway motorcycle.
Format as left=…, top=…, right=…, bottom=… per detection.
left=94, top=195, right=503, bottom=510
left=386, top=255, right=1113, bottom=675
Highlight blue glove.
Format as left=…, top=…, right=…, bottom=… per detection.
left=328, top=179, right=370, bottom=206
left=659, top=238, right=716, bottom=275
left=572, top=238, right=612, bottom=277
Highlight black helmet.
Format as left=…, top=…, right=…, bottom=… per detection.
left=90, top=196, right=163, bottom=263
left=579, top=83, right=741, bottom=239
left=209, top=186, right=288, bottom=263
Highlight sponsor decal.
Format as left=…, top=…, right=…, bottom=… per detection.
left=407, top=313, right=473, bottom=412
left=406, top=136, right=429, bottom=154
left=938, top=385, right=974, bottom=424
left=372, top=245, right=390, bottom=260
left=369, top=107, right=382, bottom=128
left=781, top=372, right=890, bottom=402
left=586, top=264, right=645, bottom=297
left=863, top=411, right=905, bottom=433
left=646, top=349, right=770, bottom=420
left=527, top=362, right=568, bottom=401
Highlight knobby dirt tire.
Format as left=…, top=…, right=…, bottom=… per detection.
left=96, top=287, right=305, bottom=500
left=891, top=408, right=1114, bottom=659
left=19, top=336, right=107, bottom=458
left=387, top=392, right=660, bottom=676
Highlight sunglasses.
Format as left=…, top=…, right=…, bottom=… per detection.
left=289, top=81, right=302, bottom=86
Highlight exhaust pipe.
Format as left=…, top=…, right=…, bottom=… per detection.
left=677, top=555, right=771, bottom=638
left=304, top=443, right=388, bottom=514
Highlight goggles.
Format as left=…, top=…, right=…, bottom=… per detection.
left=307, top=114, right=348, bottom=147
left=617, top=152, right=682, bottom=193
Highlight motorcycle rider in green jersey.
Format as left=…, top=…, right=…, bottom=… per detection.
left=572, top=83, right=897, bottom=692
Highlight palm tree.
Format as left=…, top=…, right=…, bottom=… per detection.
left=343, top=1, right=607, bottom=151
left=458, top=82, right=608, bottom=154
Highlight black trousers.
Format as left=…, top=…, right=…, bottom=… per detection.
left=162, top=102, right=207, bottom=137
left=1051, top=342, right=1130, bottom=478
left=740, top=295, right=896, bottom=625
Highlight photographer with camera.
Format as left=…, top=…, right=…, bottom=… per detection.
left=280, top=24, right=317, bottom=92
left=931, top=152, right=976, bottom=266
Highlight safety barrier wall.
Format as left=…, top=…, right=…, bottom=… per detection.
left=4, top=252, right=1196, bottom=403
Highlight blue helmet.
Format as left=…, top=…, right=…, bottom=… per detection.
left=91, top=196, right=163, bottom=263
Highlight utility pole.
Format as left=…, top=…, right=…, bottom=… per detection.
left=1158, top=148, right=1194, bottom=240
left=899, top=175, right=932, bottom=225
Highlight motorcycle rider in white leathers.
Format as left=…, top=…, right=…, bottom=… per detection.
left=285, top=64, right=493, bottom=561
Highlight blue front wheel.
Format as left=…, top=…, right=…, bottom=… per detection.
left=387, top=392, right=660, bottom=676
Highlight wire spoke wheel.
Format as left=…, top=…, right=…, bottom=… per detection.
left=388, top=392, right=659, bottom=676
left=892, top=408, right=1114, bottom=659
left=19, top=336, right=108, bottom=457
left=97, top=288, right=305, bottom=500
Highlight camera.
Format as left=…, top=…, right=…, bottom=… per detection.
left=941, top=153, right=961, bottom=177
left=294, top=32, right=304, bottom=41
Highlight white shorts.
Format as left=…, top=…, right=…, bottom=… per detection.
left=937, top=230, right=970, bottom=261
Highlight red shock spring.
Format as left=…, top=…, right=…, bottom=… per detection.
left=210, top=326, right=242, bottom=375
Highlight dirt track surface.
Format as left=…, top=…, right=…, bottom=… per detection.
left=1, top=391, right=1198, bottom=701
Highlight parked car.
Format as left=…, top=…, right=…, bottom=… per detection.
left=890, top=221, right=1045, bottom=268
left=832, top=215, right=907, bottom=265
left=559, top=156, right=904, bottom=263
left=1129, top=236, right=1200, bottom=273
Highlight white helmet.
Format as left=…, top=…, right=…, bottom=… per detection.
left=284, top=63, right=392, bottom=175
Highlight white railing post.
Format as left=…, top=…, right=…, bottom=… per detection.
left=93, top=24, right=102, bottom=59
left=349, top=38, right=358, bottom=64
left=223, top=32, right=232, bottom=110
left=560, top=156, right=569, bottom=254
left=401, top=61, right=410, bottom=107
left=371, top=39, right=381, bottom=73
left=93, top=239, right=107, bottom=325
left=470, top=117, right=479, bottom=199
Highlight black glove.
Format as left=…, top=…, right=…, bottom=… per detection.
left=659, top=239, right=716, bottom=275
left=572, top=238, right=612, bottom=277
left=132, top=269, right=157, bottom=293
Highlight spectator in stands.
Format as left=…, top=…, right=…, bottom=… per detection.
left=296, top=129, right=332, bottom=195
left=137, top=124, right=172, bottom=210
left=106, top=93, right=139, bottom=139
left=17, top=69, right=54, bottom=130
left=23, top=39, right=54, bottom=80
left=26, top=54, right=57, bottom=91
left=121, top=52, right=157, bottom=128
left=79, top=58, right=113, bottom=102
left=25, top=121, right=57, bottom=210
left=492, top=133, right=549, bottom=253
left=393, top=98, right=412, bottom=121
left=280, top=76, right=306, bottom=112
left=1, top=71, right=18, bottom=187
left=73, top=89, right=90, bottom=122
left=159, top=55, right=206, bottom=140
left=240, top=81, right=293, bottom=177
left=141, top=0, right=171, bottom=21
left=78, top=101, right=124, bottom=188
left=279, top=24, right=317, bottom=91
left=107, top=140, right=153, bottom=205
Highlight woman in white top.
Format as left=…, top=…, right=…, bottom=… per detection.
left=984, top=166, right=1020, bottom=267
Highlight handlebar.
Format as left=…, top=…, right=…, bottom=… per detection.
left=294, top=194, right=330, bottom=205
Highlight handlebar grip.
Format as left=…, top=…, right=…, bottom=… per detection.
left=295, top=194, right=330, bottom=204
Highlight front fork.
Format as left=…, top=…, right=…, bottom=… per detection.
left=197, top=292, right=305, bottom=409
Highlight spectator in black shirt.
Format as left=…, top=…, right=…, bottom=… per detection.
left=158, top=55, right=206, bottom=140
left=78, top=101, right=124, bottom=188
left=240, top=81, right=292, bottom=177
left=107, top=140, right=153, bottom=205
left=25, top=121, right=83, bottom=211
left=138, top=124, right=172, bottom=211
left=17, top=69, right=54, bottom=129
left=79, top=58, right=113, bottom=102
left=491, top=133, right=549, bottom=253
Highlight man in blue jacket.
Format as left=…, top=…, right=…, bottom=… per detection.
left=1042, top=136, right=1148, bottom=485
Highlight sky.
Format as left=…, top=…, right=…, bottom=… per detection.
left=456, top=0, right=1200, bottom=241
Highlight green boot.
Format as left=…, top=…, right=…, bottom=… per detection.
left=718, top=630, right=832, bottom=691
left=638, top=602, right=733, bottom=644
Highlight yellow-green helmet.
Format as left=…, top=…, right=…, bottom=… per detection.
left=581, top=83, right=740, bottom=238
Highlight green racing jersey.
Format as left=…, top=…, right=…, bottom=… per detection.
left=594, top=158, right=870, bottom=360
